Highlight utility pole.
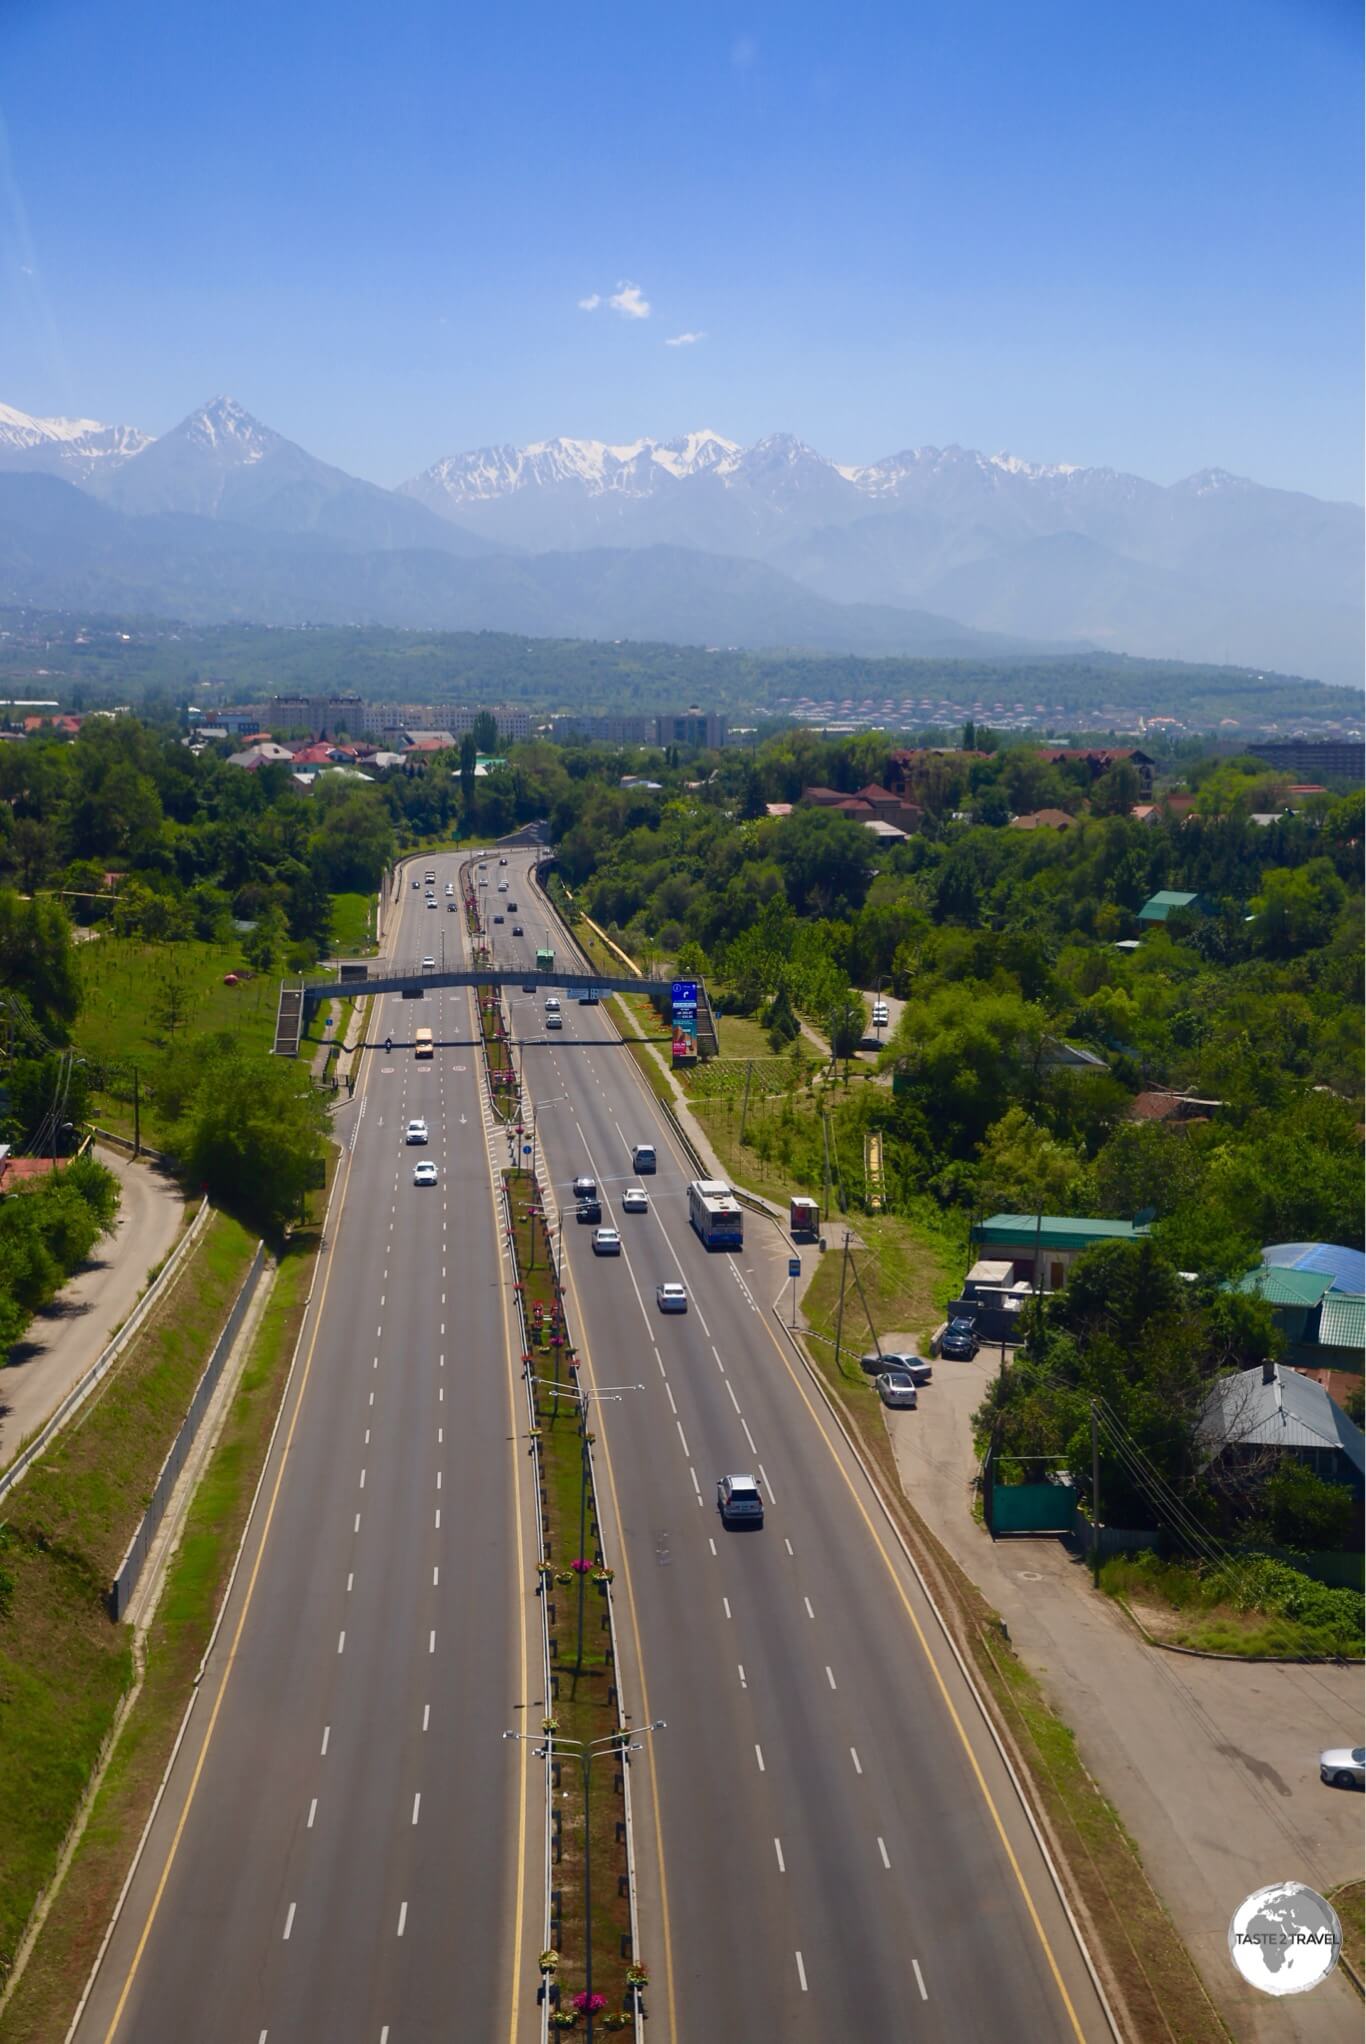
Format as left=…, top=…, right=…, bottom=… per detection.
left=1090, top=1399, right=1101, bottom=1588
left=849, top=1241, right=880, bottom=1362
left=832, top=1231, right=851, bottom=1380
left=132, top=1065, right=140, bottom=1159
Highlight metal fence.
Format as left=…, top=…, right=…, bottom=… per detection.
left=107, top=1242, right=265, bottom=1620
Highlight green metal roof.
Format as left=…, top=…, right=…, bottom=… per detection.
left=1317, top=1292, right=1365, bottom=1353
left=1138, top=890, right=1202, bottom=923
left=974, top=1214, right=1150, bottom=1251
left=1231, top=1266, right=1336, bottom=1309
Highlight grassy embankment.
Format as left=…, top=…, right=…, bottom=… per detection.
left=0, top=1180, right=329, bottom=2044
left=1328, top=1880, right=1364, bottom=1983
left=328, top=890, right=377, bottom=955
left=504, top=1174, right=638, bottom=2027
left=1101, top=1553, right=1364, bottom=1662
left=0, top=1211, right=256, bottom=2008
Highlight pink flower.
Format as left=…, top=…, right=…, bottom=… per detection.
left=572, top=1991, right=608, bottom=2014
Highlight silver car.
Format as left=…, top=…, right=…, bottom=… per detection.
left=621, top=1186, right=649, bottom=1213
left=592, top=1227, right=622, bottom=1257
left=656, top=1282, right=687, bottom=1313
left=1319, top=1745, right=1365, bottom=1789
left=876, top=1371, right=918, bottom=1409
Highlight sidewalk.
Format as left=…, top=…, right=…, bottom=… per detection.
left=883, top=1339, right=1363, bottom=2044
left=0, top=1146, right=187, bottom=1468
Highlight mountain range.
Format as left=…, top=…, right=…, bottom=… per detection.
left=0, top=397, right=1360, bottom=682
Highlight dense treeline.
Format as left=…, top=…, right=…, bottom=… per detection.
left=2, top=608, right=1360, bottom=726
left=0, top=1156, right=121, bottom=1353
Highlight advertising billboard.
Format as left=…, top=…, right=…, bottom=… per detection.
left=670, top=978, right=699, bottom=1064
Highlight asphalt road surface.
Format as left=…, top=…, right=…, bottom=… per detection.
left=484, top=853, right=1112, bottom=2042
left=72, top=862, right=543, bottom=2044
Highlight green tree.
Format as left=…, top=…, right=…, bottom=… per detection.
left=0, top=889, right=80, bottom=1033
left=1256, top=1459, right=1355, bottom=1552
left=459, top=733, right=477, bottom=821
left=170, top=1040, right=330, bottom=1231
left=244, top=905, right=288, bottom=973
left=472, top=711, right=499, bottom=754
left=976, top=1107, right=1090, bottom=1219
left=826, top=990, right=866, bottom=1070
left=763, top=982, right=800, bottom=1051
left=1089, top=760, right=1141, bottom=816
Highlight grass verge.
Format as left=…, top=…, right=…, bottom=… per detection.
left=329, top=891, right=376, bottom=955
left=1101, top=1554, right=1364, bottom=1662
left=1327, top=1879, right=1364, bottom=1983
left=0, top=1205, right=322, bottom=2044
left=0, top=1208, right=257, bottom=2003
left=505, top=1175, right=636, bottom=2027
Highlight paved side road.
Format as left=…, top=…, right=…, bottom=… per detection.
left=0, top=1147, right=187, bottom=1469
left=884, top=1337, right=1363, bottom=2044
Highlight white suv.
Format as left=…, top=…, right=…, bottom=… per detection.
left=405, top=1119, right=429, bottom=1145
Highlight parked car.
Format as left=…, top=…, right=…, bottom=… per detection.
left=621, top=1186, right=649, bottom=1213
left=412, top=1161, right=438, bottom=1186
left=859, top=1350, right=931, bottom=1384
left=657, top=1282, right=688, bottom=1312
left=592, top=1227, right=622, bottom=1256
left=1319, top=1745, right=1365, bottom=1789
left=717, top=1473, right=764, bottom=1528
left=405, top=1119, right=429, bottom=1145
left=940, top=1318, right=980, bottom=1359
left=879, top=1351, right=933, bottom=1385
left=876, top=1371, right=918, bottom=1409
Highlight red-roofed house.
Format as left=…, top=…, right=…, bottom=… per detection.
left=1040, top=747, right=1154, bottom=797
left=1009, top=808, right=1077, bottom=832
left=0, top=1153, right=61, bottom=1194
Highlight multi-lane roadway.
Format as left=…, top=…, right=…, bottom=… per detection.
left=485, top=851, right=1111, bottom=2040
left=70, top=845, right=1111, bottom=2043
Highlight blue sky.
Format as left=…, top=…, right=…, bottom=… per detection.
left=2, top=0, right=1361, bottom=499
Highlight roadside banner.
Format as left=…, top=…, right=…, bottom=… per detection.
left=670, top=979, right=699, bottom=1064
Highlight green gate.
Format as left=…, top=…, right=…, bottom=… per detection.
left=989, top=1481, right=1077, bottom=1535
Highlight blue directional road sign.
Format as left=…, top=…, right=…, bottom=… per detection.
left=788, top=1257, right=801, bottom=1277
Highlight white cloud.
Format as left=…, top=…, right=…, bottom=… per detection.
left=664, top=330, right=706, bottom=348
left=577, top=293, right=602, bottom=311
left=608, top=280, right=651, bottom=320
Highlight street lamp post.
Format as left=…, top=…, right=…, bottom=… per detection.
left=524, top=1373, right=642, bottom=1670
left=503, top=1720, right=666, bottom=2041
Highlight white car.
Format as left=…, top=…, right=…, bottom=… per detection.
left=621, top=1186, right=649, bottom=1213
left=545, top=996, right=560, bottom=1012
left=876, top=1370, right=918, bottom=1409
left=717, top=1474, right=763, bottom=1528
left=412, top=1161, right=438, bottom=1186
left=1319, top=1745, right=1365, bottom=1789
left=592, top=1227, right=621, bottom=1256
left=546, top=1012, right=563, bottom=1030
left=445, top=882, right=454, bottom=895
left=405, top=1119, right=429, bottom=1145
left=656, top=1282, right=688, bottom=1313
left=421, top=957, right=436, bottom=972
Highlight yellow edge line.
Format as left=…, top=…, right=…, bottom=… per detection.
left=101, top=1015, right=378, bottom=2040
left=561, top=1248, right=678, bottom=2043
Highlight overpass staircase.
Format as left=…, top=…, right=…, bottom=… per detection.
left=273, top=982, right=305, bottom=1059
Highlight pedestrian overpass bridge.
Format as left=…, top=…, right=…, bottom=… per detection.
left=272, top=963, right=711, bottom=1058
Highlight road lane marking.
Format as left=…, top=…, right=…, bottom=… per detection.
left=346, top=1573, right=353, bottom=1593
left=337, top=1632, right=346, bottom=1655
left=412, top=1793, right=421, bottom=1825
left=364, top=1429, right=370, bottom=1445
left=755, top=1744, right=764, bottom=1772
left=433, top=1566, right=439, bottom=1586
left=359, top=1468, right=366, bottom=1489
left=725, top=1381, right=741, bottom=1413
left=675, top=1420, right=690, bottom=1458
left=354, top=1513, right=361, bottom=1532
left=826, top=1665, right=837, bottom=1690
left=423, top=1705, right=430, bottom=1731
left=877, top=1836, right=891, bottom=1869
left=795, top=1952, right=807, bottom=1992
left=913, top=1960, right=928, bottom=2000
left=804, top=1596, right=815, bottom=1619
left=435, top=1508, right=441, bottom=1528
left=784, top=1538, right=794, bottom=1556
left=758, top=1463, right=775, bottom=1499
left=282, top=1903, right=296, bottom=1941
left=737, top=1663, right=747, bottom=1688
left=321, top=1726, right=330, bottom=1756
left=396, top=1902, right=408, bottom=1937
left=722, top=1597, right=731, bottom=1619
left=307, top=1799, right=317, bottom=1829
left=436, top=1470, right=442, bottom=1489
left=774, top=1837, right=785, bottom=1873
left=850, top=1747, right=862, bottom=1774
left=689, top=1467, right=701, bottom=1499
left=664, top=1383, right=677, bottom=1414
left=741, top=1418, right=758, bottom=1454
left=708, top=1537, right=717, bottom=1556
left=429, top=1629, right=436, bottom=1653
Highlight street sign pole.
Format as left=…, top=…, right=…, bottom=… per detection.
left=788, top=1255, right=801, bottom=1328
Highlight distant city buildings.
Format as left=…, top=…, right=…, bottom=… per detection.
left=548, top=710, right=729, bottom=748
left=1246, top=738, right=1363, bottom=783
left=212, top=697, right=534, bottom=741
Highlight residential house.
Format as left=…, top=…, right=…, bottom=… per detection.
left=1039, top=746, right=1155, bottom=798
left=1198, top=1362, right=1364, bottom=1498
left=1137, top=889, right=1205, bottom=926
left=226, top=742, right=295, bottom=770
left=968, top=1213, right=1151, bottom=1295
left=1127, top=1090, right=1222, bottom=1125
left=1009, top=808, right=1077, bottom=832
left=0, top=1148, right=62, bottom=1194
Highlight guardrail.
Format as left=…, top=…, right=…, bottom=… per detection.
left=107, top=1241, right=266, bottom=1620
left=0, top=1200, right=211, bottom=1507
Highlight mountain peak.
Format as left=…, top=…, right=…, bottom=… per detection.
left=174, top=395, right=280, bottom=462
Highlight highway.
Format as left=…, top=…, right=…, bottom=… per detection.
left=490, top=850, right=1113, bottom=2041
left=71, top=862, right=543, bottom=2044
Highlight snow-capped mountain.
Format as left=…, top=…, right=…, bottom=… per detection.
left=0, top=401, right=151, bottom=483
